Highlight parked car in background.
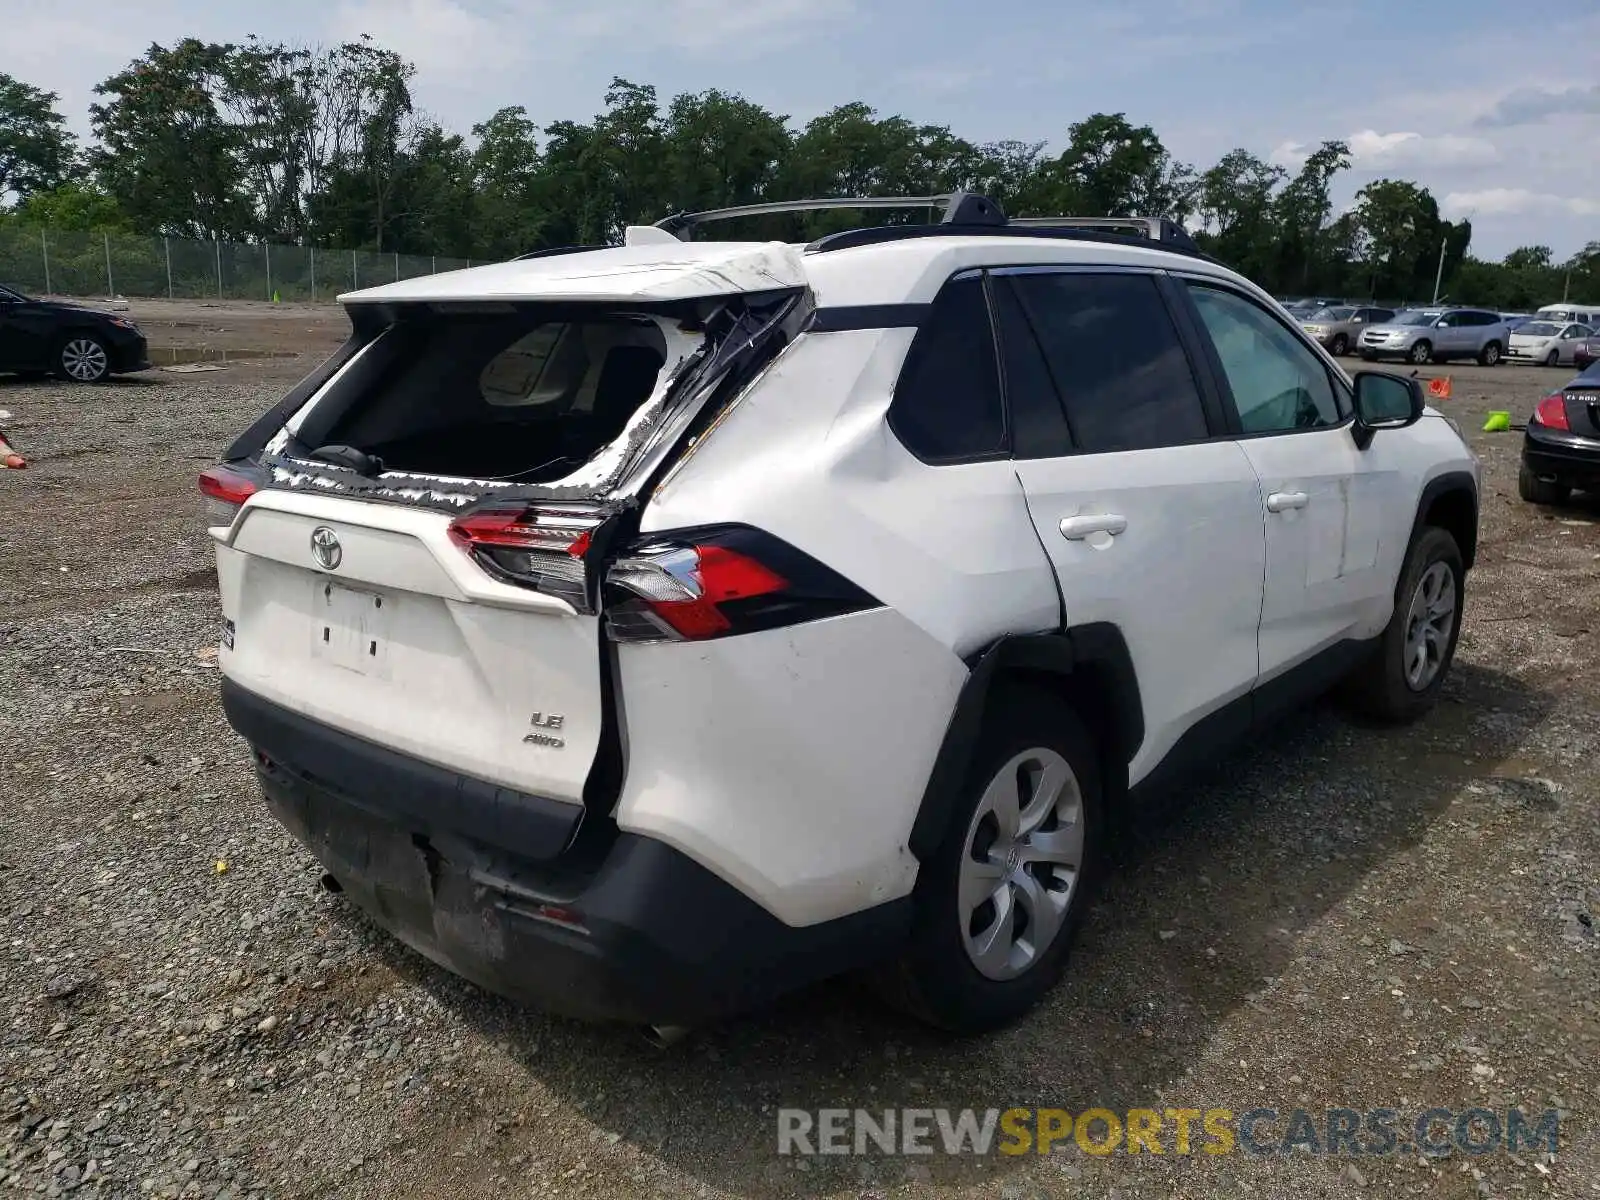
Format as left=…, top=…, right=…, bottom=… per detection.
left=1535, top=302, right=1600, bottom=326
left=1298, top=305, right=1396, bottom=356
left=1507, top=320, right=1595, bottom=366
left=1281, top=297, right=1344, bottom=316
left=1520, top=358, right=1600, bottom=505
left=1358, top=307, right=1509, bottom=366
left=1574, top=335, right=1600, bottom=371
left=1501, top=313, right=1532, bottom=331
left=0, top=283, right=150, bottom=382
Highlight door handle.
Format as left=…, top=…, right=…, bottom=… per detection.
left=1059, top=514, right=1128, bottom=540
left=1266, top=491, right=1309, bottom=512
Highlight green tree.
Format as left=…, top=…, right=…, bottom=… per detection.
left=0, top=73, right=78, bottom=199
left=90, top=40, right=250, bottom=239
left=3, top=181, right=131, bottom=230
left=1272, top=139, right=1350, bottom=292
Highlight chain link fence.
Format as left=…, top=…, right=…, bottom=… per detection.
left=0, top=227, right=476, bottom=303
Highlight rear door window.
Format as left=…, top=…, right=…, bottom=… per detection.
left=999, top=271, right=1210, bottom=453
left=889, top=274, right=1006, bottom=462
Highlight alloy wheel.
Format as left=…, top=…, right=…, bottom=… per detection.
left=1403, top=561, right=1456, bottom=691
left=61, top=339, right=109, bottom=382
left=958, top=747, right=1085, bottom=981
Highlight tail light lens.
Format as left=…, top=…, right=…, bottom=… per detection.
left=1534, top=393, right=1570, bottom=431
left=603, top=526, right=879, bottom=643
left=448, top=504, right=604, bottom=610
left=199, top=463, right=260, bottom=527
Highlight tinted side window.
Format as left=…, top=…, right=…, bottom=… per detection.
left=1005, top=272, right=1209, bottom=453
left=889, top=275, right=1006, bottom=462
left=1186, top=283, right=1342, bottom=434
left=991, top=278, right=1072, bottom=459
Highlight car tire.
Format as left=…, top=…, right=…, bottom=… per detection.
left=1518, top=461, right=1570, bottom=506
left=56, top=335, right=111, bottom=383
left=1479, top=341, right=1502, bottom=366
left=1408, top=340, right=1432, bottom=365
left=1544, top=349, right=1559, bottom=367
left=1341, top=526, right=1464, bottom=725
left=875, top=686, right=1103, bottom=1034
left=1331, top=334, right=1349, bottom=356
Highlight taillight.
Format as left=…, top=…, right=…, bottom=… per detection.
left=1534, top=393, right=1570, bottom=431
left=199, top=463, right=259, bottom=527
left=448, top=504, right=604, bottom=609
left=603, top=526, right=879, bottom=643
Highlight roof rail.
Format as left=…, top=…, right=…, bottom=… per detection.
left=654, top=192, right=1006, bottom=239
left=1007, top=215, right=1199, bottom=253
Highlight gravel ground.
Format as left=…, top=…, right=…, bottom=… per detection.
left=1, top=348, right=1597, bottom=1200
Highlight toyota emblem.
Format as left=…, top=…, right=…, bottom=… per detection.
left=310, top=526, right=343, bottom=571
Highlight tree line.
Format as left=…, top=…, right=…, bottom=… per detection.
left=1, top=38, right=1596, bottom=308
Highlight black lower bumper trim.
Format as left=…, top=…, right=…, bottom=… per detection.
left=222, top=679, right=910, bottom=1024
left=1523, top=428, right=1600, bottom=490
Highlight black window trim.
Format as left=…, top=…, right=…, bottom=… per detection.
left=886, top=268, right=1012, bottom=467
left=1169, top=272, right=1357, bottom=441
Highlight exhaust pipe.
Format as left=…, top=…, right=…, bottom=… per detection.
left=640, top=1024, right=691, bottom=1050
left=319, top=872, right=343, bottom=894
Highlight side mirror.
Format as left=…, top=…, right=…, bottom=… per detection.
left=1351, top=371, right=1423, bottom=449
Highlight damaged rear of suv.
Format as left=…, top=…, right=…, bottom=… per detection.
left=205, top=235, right=892, bottom=1030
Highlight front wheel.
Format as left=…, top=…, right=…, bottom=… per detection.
left=1545, top=348, right=1560, bottom=367
left=1331, top=333, right=1349, bottom=356
left=876, top=687, right=1102, bottom=1034
left=57, top=335, right=111, bottom=383
left=1479, top=341, right=1502, bottom=366
left=1341, top=527, right=1464, bottom=724
left=1408, top=340, right=1433, bottom=365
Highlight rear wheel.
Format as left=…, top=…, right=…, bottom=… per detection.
left=57, top=335, right=110, bottom=383
left=1518, top=461, right=1570, bottom=506
left=1408, top=340, right=1433, bottom=365
left=1479, top=341, right=1502, bottom=366
left=1342, top=526, right=1464, bottom=724
left=877, top=687, right=1102, bottom=1033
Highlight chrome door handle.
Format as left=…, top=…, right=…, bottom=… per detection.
left=1266, top=491, right=1309, bottom=512
left=1059, top=514, right=1128, bottom=540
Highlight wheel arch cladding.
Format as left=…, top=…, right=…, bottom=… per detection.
left=1416, top=472, right=1478, bottom=571
left=906, top=624, right=1143, bottom=862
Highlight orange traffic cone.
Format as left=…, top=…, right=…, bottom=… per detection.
left=0, top=428, right=26, bottom=469
left=1426, top=376, right=1453, bottom=400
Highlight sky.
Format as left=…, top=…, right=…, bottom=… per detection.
left=2, top=0, right=1596, bottom=261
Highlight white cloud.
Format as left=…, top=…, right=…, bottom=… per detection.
left=1442, top=188, right=1600, bottom=219
left=1271, top=129, right=1499, bottom=173
left=329, top=0, right=521, bottom=85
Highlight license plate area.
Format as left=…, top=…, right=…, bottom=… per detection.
left=311, top=579, right=393, bottom=677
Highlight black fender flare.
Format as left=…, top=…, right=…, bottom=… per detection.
left=906, top=623, right=1144, bottom=862
left=1406, top=470, right=1479, bottom=573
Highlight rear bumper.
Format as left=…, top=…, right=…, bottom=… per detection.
left=221, top=678, right=907, bottom=1025
left=1522, top=425, right=1600, bottom=490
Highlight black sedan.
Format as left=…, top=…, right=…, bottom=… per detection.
left=0, top=283, right=151, bottom=383
left=1520, top=358, right=1600, bottom=505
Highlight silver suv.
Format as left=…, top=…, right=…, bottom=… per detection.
left=1358, top=308, right=1510, bottom=366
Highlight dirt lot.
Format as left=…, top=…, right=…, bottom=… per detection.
left=1, top=305, right=1597, bottom=1200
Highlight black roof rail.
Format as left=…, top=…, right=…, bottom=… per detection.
left=654, top=193, right=1006, bottom=240
left=1007, top=215, right=1200, bottom=254
left=807, top=222, right=1216, bottom=263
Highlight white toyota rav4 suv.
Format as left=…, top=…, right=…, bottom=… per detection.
left=202, top=196, right=1480, bottom=1038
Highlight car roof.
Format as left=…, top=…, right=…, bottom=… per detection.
left=340, top=232, right=1252, bottom=310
